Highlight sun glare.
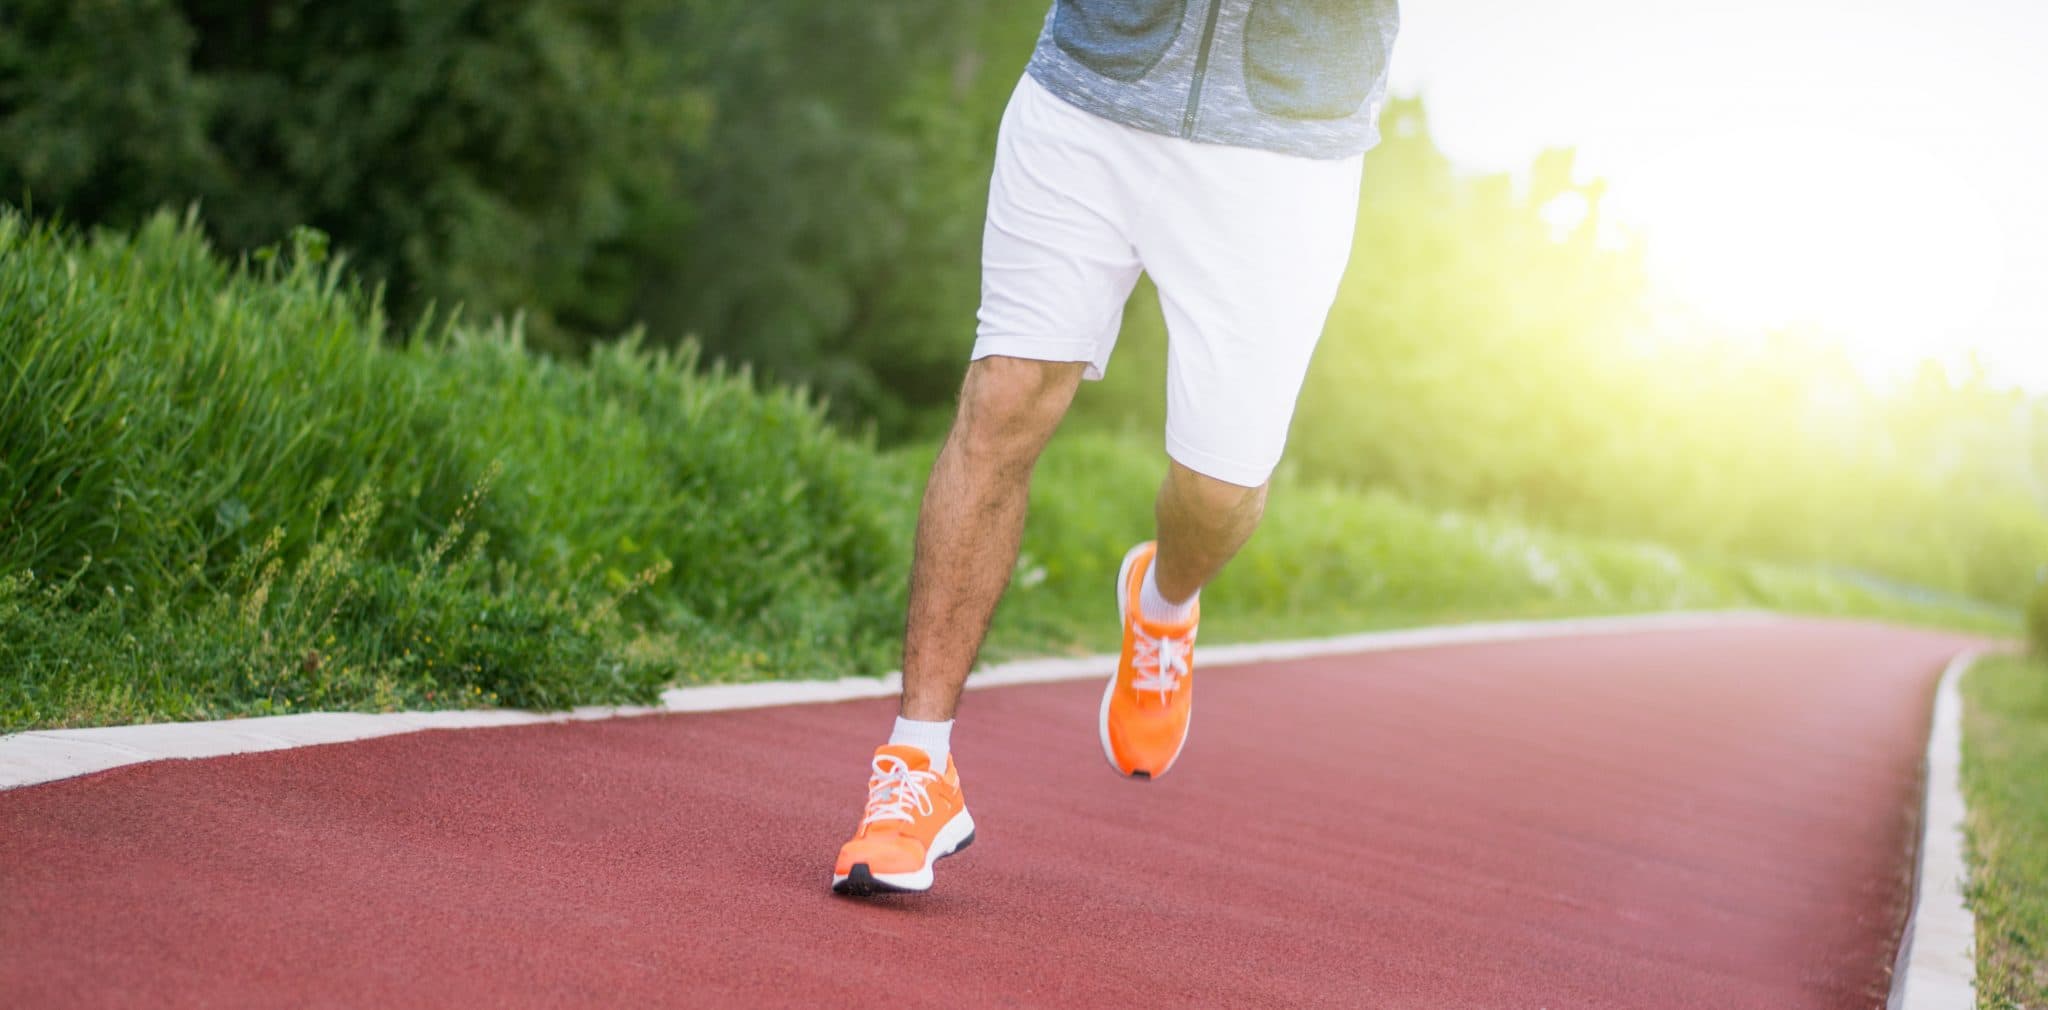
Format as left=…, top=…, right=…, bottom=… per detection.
left=1602, top=126, right=2009, bottom=381
left=1390, top=0, right=2048, bottom=390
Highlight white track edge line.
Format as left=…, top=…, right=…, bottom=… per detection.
left=1887, top=650, right=1981, bottom=1010
left=0, top=609, right=1780, bottom=791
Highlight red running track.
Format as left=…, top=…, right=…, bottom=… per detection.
left=0, top=620, right=1985, bottom=1009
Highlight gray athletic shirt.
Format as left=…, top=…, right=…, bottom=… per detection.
left=1025, top=0, right=1402, bottom=160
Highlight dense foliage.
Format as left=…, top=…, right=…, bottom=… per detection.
left=1073, top=101, right=2048, bottom=605
left=0, top=0, right=1024, bottom=422
left=7, top=2, right=2040, bottom=605
left=1, top=212, right=2004, bottom=728
left=0, top=211, right=909, bottom=726
left=0, top=0, right=703, bottom=350
left=2030, top=573, right=2048, bottom=654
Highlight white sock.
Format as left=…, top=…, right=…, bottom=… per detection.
left=887, top=716, right=953, bottom=771
left=1139, top=562, right=1198, bottom=625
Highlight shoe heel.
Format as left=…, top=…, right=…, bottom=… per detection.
left=938, top=831, right=975, bottom=859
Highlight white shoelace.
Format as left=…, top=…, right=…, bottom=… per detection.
left=861, top=753, right=939, bottom=827
left=1131, top=627, right=1195, bottom=702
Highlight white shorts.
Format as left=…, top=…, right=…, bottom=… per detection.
left=972, top=74, right=1364, bottom=487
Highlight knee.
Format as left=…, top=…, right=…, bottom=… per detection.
left=952, top=356, right=1084, bottom=460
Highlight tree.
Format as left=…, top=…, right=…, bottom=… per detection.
left=1, top=0, right=701, bottom=350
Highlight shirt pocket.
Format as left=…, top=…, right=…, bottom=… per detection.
left=1243, top=0, right=1387, bottom=120
left=1052, top=0, right=1188, bottom=82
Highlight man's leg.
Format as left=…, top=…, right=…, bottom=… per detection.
left=832, top=354, right=1082, bottom=895
left=1096, top=461, right=1264, bottom=779
left=898, top=355, right=1087, bottom=722
left=1150, top=461, right=1266, bottom=604
left=836, top=72, right=1146, bottom=894
left=1097, top=138, right=1360, bottom=784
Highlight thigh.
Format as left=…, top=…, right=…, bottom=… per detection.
left=1138, top=146, right=1364, bottom=486
left=973, top=75, right=1152, bottom=382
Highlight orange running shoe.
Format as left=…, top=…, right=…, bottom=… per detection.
left=1100, top=541, right=1199, bottom=779
left=831, top=745, right=975, bottom=895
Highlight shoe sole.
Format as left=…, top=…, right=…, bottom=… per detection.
left=831, top=807, right=976, bottom=896
left=1099, top=543, right=1191, bottom=780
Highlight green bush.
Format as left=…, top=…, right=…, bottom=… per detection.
left=0, top=209, right=908, bottom=729
left=1070, top=106, right=2048, bottom=609
left=7, top=2, right=2044, bottom=607
left=0, top=0, right=1035, bottom=416
left=939, top=429, right=2016, bottom=661
left=0, top=209, right=2016, bottom=731
left=0, top=479, right=670, bottom=728
left=2028, top=570, right=2048, bottom=655
left=0, top=0, right=699, bottom=348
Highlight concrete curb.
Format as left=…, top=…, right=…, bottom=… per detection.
left=0, top=610, right=1778, bottom=791
left=1887, top=651, right=1981, bottom=1009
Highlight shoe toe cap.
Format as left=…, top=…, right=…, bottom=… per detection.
left=835, top=832, right=925, bottom=875
left=1108, top=710, right=1185, bottom=774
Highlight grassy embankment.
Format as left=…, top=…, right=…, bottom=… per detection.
left=0, top=210, right=2017, bottom=732
left=1963, top=653, right=2048, bottom=1009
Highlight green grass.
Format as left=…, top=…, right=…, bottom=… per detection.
left=1963, top=654, right=2048, bottom=1008
left=962, top=431, right=2015, bottom=660
left=0, top=209, right=2019, bottom=732
left=1, top=210, right=909, bottom=729
left=2029, top=582, right=2048, bottom=655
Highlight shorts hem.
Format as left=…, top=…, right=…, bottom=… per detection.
left=971, top=335, right=1108, bottom=381
left=1164, top=429, right=1275, bottom=488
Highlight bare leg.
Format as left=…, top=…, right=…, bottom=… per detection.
left=898, top=356, right=1087, bottom=721
left=1151, top=460, right=1267, bottom=603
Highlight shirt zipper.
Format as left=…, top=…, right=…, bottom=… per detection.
left=1180, top=0, right=1225, bottom=139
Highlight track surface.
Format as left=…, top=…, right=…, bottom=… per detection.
left=0, top=620, right=1984, bottom=1008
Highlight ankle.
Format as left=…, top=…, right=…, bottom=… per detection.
left=1139, top=560, right=1198, bottom=625
left=887, top=716, right=954, bottom=771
